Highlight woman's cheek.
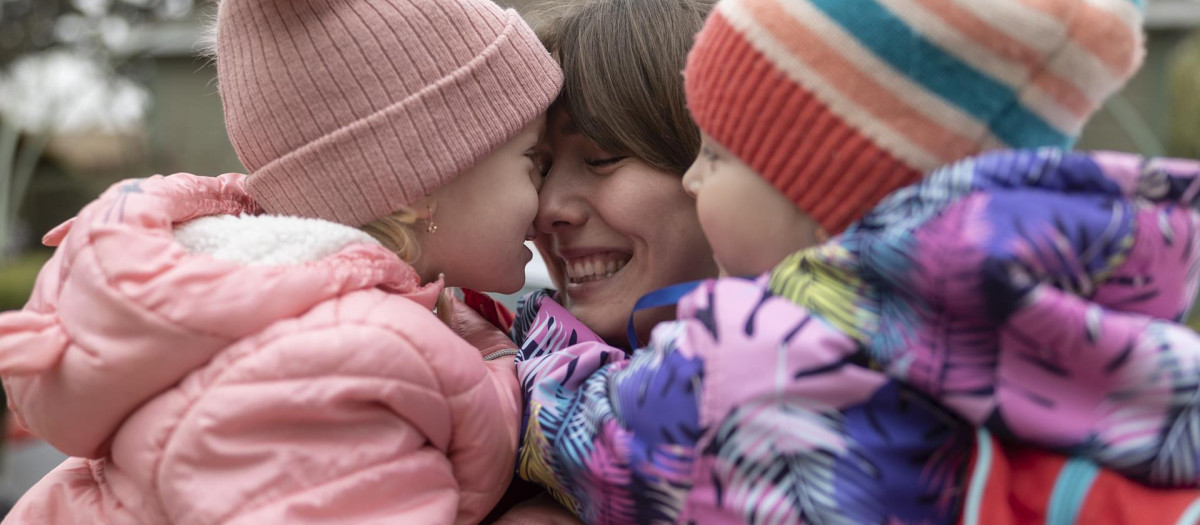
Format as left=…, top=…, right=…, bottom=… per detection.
left=534, top=237, right=566, bottom=291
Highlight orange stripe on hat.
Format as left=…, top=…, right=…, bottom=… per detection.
left=686, top=11, right=924, bottom=234
left=1069, top=1, right=1145, bottom=78
left=738, top=0, right=985, bottom=165
left=906, top=0, right=1096, bottom=122
left=1011, top=0, right=1143, bottom=76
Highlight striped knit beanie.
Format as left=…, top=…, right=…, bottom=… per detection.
left=685, top=0, right=1145, bottom=234
left=216, top=0, right=562, bottom=226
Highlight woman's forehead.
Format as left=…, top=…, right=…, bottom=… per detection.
left=548, top=106, right=580, bottom=137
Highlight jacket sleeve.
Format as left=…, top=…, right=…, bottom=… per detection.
left=515, top=317, right=706, bottom=523
left=957, top=156, right=1200, bottom=488
left=982, top=284, right=1200, bottom=488
left=860, top=150, right=1200, bottom=488
left=154, top=318, right=514, bottom=525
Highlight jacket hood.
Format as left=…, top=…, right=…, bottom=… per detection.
left=0, top=173, right=441, bottom=458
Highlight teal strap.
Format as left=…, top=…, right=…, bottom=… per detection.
left=1046, top=457, right=1100, bottom=525
left=961, top=428, right=995, bottom=525
left=625, top=280, right=704, bottom=349
left=1176, top=497, right=1200, bottom=525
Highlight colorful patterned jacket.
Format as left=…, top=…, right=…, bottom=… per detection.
left=512, top=149, right=1200, bottom=524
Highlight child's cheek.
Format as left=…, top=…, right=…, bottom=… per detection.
left=695, top=186, right=747, bottom=272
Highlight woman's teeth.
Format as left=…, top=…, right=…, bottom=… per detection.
left=565, top=254, right=630, bottom=284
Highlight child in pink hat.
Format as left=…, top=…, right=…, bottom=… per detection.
left=0, top=0, right=561, bottom=523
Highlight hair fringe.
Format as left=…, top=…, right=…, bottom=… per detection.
left=534, top=0, right=715, bottom=175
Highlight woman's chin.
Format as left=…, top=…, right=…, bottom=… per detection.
left=562, top=293, right=630, bottom=344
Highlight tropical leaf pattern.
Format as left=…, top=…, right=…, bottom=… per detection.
left=845, top=149, right=1200, bottom=487
left=517, top=325, right=703, bottom=522
left=510, top=289, right=549, bottom=347
left=707, top=397, right=852, bottom=525
left=513, top=149, right=1200, bottom=525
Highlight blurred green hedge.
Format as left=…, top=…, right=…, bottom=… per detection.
left=1169, top=33, right=1200, bottom=331
left=0, top=251, right=50, bottom=311
left=1170, top=31, right=1200, bottom=158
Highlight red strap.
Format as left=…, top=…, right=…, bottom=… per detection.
left=461, top=288, right=516, bottom=333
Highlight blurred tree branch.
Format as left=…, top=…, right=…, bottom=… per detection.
left=0, top=0, right=199, bottom=258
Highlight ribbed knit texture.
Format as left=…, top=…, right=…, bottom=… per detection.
left=685, top=0, right=1146, bottom=234
left=216, top=0, right=563, bottom=226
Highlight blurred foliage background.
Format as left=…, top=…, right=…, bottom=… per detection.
left=2, top=0, right=1200, bottom=327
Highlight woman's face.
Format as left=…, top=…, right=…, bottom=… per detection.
left=535, top=109, right=718, bottom=345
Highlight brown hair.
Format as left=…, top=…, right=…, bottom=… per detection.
left=531, top=0, right=715, bottom=175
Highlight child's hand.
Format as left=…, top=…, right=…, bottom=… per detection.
left=446, top=293, right=518, bottom=359
left=461, top=288, right=516, bottom=333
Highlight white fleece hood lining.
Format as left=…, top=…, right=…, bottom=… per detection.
left=174, top=214, right=381, bottom=266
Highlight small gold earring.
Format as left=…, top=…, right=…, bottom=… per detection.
left=425, top=204, right=438, bottom=234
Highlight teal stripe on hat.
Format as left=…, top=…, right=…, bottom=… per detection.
left=807, top=0, right=1074, bottom=149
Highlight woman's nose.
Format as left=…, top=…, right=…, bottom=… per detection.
left=535, top=165, right=589, bottom=233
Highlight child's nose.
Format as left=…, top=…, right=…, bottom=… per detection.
left=682, top=164, right=703, bottom=198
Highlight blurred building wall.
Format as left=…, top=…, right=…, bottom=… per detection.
left=143, top=57, right=243, bottom=177
left=143, top=1, right=1198, bottom=183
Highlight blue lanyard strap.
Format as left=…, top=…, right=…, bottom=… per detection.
left=626, top=280, right=705, bottom=350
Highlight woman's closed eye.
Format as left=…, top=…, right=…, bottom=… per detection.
left=584, top=156, right=628, bottom=168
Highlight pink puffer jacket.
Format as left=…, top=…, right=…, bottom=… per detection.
left=0, top=173, right=521, bottom=524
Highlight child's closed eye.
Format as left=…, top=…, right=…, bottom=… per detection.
left=525, top=150, right=551, bottom=178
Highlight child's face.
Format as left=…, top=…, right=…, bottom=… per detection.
left=417, top=116, right=546, bottom=294
left=683, top=133, right=824, bottom=277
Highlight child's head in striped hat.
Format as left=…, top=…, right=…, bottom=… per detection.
left=681, top=0, right=1145, bottom=277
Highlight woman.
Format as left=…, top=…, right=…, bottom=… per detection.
left=490, top=1, right=718, bottom=521
left=524, top=0, right=719, bottom=348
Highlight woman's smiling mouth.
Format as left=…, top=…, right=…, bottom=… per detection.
left=562, top=252, right=632, bottom=285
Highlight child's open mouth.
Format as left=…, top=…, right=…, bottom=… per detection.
left=563, top=252, right=631, bottom=285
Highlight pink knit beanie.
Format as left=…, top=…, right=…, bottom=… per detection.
left=215, top=0, right=563, bottom=226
